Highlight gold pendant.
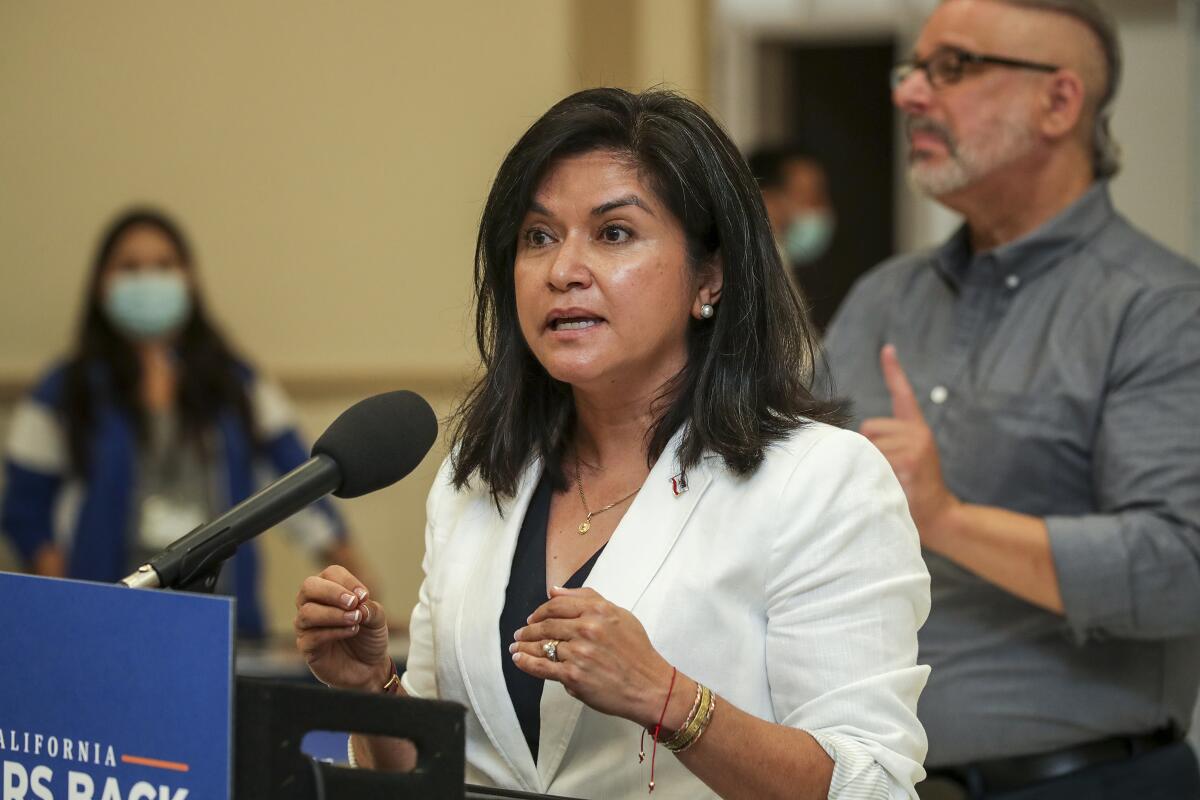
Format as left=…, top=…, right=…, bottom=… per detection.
left=578, top=519, right=591, bottom=534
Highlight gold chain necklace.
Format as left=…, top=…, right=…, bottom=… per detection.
left=573, top=452, right=640, bottom=535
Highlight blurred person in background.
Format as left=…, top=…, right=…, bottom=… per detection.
left=823, top=0, right=1200, bottom=797
left=747, top=146, right=842, bottom=332
left=1, top=208, right=364, bottom=639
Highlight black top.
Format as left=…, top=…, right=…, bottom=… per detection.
left=499, top=472, right=606, bottom=761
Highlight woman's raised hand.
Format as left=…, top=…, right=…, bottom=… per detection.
left=294, top=565, right=392, bottom=692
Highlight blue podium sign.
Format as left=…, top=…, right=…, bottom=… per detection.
left=0, top=572, right=232, bottom=800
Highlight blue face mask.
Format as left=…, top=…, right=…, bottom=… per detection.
left=103, top=271, right=192, bottom=339
left=783, top=210, right=836, bottom=265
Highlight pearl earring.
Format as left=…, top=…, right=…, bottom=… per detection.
left=700, top=303, right=714, bottom=319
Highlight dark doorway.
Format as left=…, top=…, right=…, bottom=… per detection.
left=758, top=38, right=896, bottom=333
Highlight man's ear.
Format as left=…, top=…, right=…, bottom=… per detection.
left=1040, top=68, right=1087, bottom=140
left=692, top=252, right=724, bottom=318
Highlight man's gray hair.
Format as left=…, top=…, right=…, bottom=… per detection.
left=996, top=0, right=1123, bottom=178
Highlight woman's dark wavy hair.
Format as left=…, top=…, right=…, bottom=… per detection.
left=450, top=88, right=843, bottom=502
left=63, top=208, right=257, bottom=475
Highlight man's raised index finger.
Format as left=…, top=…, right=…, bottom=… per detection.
left=880, top=344, right=924, bottom=422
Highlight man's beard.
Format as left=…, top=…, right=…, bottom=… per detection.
left=906, top=114, right=1036, bottom=197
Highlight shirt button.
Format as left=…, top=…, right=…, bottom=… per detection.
left=930, top=386, right=949, bottom=404
left=1005, top=274, right=1021, bottom=290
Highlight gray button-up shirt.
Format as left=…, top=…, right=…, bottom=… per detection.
left=823, top=182, right=1200, bottom=766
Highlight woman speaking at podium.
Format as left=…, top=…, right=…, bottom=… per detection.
left=294, top=88, right=930, bottom=799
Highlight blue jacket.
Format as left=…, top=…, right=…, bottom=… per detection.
left=1, top=362, right=346, bottom=638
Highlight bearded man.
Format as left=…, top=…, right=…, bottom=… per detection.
left=822, top=1, right=1200, bottom=797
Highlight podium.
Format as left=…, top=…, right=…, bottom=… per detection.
left=0, top=573, right=575, bottom=799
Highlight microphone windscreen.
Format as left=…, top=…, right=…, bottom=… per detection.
left=311, top=390, right=438, bottom=498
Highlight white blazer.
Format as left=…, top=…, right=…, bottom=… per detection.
left=401, top=423, right=931, bottom=799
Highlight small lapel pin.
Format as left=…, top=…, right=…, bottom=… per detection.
left=670, top=471, right=688, bottom=496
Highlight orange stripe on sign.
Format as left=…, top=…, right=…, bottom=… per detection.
left=121, top=754, right=191, bottom=772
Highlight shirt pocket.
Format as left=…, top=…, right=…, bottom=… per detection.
left=938, top=389, right=1096, bottom=516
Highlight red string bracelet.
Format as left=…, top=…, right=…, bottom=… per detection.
left=639, top=666, right=677, bottom=793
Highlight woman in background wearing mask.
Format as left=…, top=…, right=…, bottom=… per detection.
left=0, top=208, right=359, bottom=638
left=746, top=147, right=840, bottom=332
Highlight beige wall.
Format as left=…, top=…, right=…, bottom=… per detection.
left=0, top=0, right=711, bottom=637
left=1107, top=1, right=1197, bottom=260
left=0, top=1, right=576, bottom=380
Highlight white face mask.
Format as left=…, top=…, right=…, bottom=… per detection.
left=783, top=210, right=836, bottom=265
left=103, top=271, right=192, bottom=339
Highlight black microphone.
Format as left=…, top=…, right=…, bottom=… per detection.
left=120, top=390, right=438, bottom=590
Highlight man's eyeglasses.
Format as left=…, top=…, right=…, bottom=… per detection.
left=890, top=47, right=1059, bottom=90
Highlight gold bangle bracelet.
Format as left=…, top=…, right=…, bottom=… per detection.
left=665, top=685, right=712, bottom=752
left=382, top=670, right=401, bottom=694
left=672, top=691, right=716, bottom=753
left=665, top=686, right=710, bottom=751
left=662, top=683, right=704, bottom=748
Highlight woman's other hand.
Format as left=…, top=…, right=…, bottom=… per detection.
left=510, top=586, right=684, bottom=729
left=32, top=543, right=67, bottom=577
left=294, top=564, right=391, bottom=692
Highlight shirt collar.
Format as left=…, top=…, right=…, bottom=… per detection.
left=931, top=181, right=1115, bottom=290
